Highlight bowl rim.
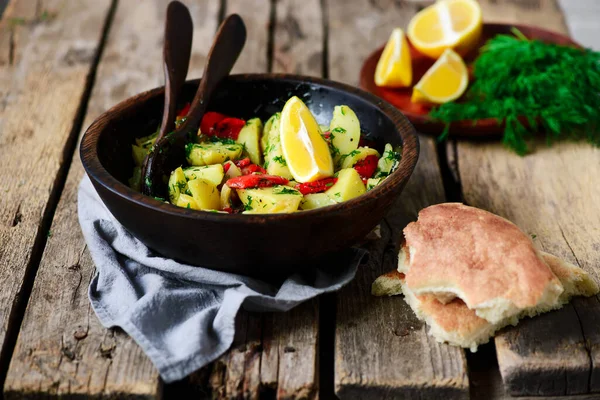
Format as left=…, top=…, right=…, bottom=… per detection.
left=80, top=73, right=419, bottom=222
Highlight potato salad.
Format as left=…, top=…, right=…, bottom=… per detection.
left=130, top=96, right=401, bottom=214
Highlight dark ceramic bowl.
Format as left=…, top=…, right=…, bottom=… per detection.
left=81, top=74, right=419, bottom=277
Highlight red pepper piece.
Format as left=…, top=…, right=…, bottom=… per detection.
left=358, top=136, right=377, bottom=148
left=234, top=158, right=251, bottom=168
left=226, top=174, right=289, bottom=189
left=354, top=155, right=378, bottom=179
left=177, top=103, right=191, bottom=118
left=213, top=117, right=245, bottom=140
left=295, top=177, right=338, bottom=195
left=223, top=162, right=231, bottom=174
left=323, top=131, right=331, bottom=142
left=200, top=111, right=228, bottom=135
left=223, top=207, right=233, bottom=214
left=242, top=164, right=267, bottom=175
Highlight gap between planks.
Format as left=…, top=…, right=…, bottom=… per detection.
left=0, top=0, right=118, bottom=391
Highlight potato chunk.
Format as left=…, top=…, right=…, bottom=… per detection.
left=329, top=105, right=360, bottom=162
left=223, top=161, right=242, bottom=180
left=300, top=193, right=336, bottom=210
left=263, top=114, right=293, bottom=179
left=340, top=146, right=380, bottom=169
left=374, top=143, right=401, bottom=178
left=366, top=177, right=384, bottom=191
left=325, top=168, right=366, bottom=202
left=187, top=179, right=220, bottom=210
left=237, top=186, right=302, bottom=214
left=261, top=113, right=278, bottom=153
left=176, top=194, right=200, bottom=210
left=183, top=164, right=224, bottom=187
left=186, top=142, right=243, bottom=166
left=168, top=167, right=187, bottom=204
left=237, top=118, right=263, bottom=165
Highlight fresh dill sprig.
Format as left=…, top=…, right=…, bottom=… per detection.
left=430, top=28, right=600, bottom=155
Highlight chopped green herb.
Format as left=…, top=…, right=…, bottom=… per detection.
left=325, top=182, right=334, bottom=187
left=531, top=234, right=537, bottom=239
left=273, top=155, right=287, bottom=166
left=153, top=196, right=166, bottom=202
left=206, top=136, right=237, bottom=145
left=184, top=143, right=194, bottom=158
left=332, top=127, right=347, bottom=134
left=385, top=150, right=400, bottom=162
left=145, top=177, right=152, bottom=189
left=244, top=195, right=254, bottom=211
left=274, top=186, right=298, bottom=195
left=47, top=230, right=53, bottom=238
left=186, top=203, right=191, bottom=209
left=340, top=107, right=346, bottom=116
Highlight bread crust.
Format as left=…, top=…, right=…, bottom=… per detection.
left=402, top=203, right=563, bottom=323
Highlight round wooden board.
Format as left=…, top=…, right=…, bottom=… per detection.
left=360, top=23, right=581, bottom=137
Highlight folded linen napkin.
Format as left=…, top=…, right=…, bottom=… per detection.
left=77, top=176, right=364, bottom=383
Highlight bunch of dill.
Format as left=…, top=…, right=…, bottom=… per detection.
left=430, top=29, right=600, bottom=155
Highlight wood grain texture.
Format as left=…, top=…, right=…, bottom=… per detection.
left=328, top=1, right=469, bottom=398
left=4, top=0, right=220, bottom=397
left=0, top=0, right=112, bottom=392
left=228, top=0, right=271, bottom=74
left=456, top=0, right=600, bottom=396
left=272, top=0, right=323, bottom=76
left=173, top=1, right=322, bottom=398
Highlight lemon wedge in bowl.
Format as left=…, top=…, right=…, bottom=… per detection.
left=407, top=0, right=482, bottom=59
left=411, top=48, right=468, bottom=105
left=375, top=28, right=412, bottom=87
left=280, top=96, right=334, bottom=183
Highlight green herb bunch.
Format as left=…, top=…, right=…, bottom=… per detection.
left=430, top=29, right=600, bottom=155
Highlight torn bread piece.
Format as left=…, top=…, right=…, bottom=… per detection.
left=373, top=252, right=599, bottom=351
left=372, top=270, right=404, bottom=296
left=401, top=203, right=564, bottom=324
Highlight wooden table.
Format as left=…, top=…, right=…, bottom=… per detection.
left=0, top=0, right=599, bottom=398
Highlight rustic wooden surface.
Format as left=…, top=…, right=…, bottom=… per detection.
left=329, top=1, right=470, bottom=399
left=455, top=0, right=600, bottom=397
left=0, top=0, right=113, bottom=393
left=3, top=0, right=218, bottom=397
left=192, top=1, right=323, bottom=398
left=0, top=0, right=599, bottom=399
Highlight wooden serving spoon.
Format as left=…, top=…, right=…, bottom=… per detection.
left=141, top=14, right=247, bottom=197
left=156, top=1, right=193, bottom=142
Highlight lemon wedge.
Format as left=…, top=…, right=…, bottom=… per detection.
left=375, top=28, right=412, bottom=87
left=407, top=0, right=482, bottom=59
left=280, top=96, right=334, bottom=183
left=411, top=49, right=468, bottom=105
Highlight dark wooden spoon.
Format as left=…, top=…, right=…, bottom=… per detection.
left=141, top=14, right=247, bottom=197
left=156, top=1, right=193, bottom=142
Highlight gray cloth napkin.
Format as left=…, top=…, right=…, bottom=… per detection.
left=77, top=177, right=364, bottom=383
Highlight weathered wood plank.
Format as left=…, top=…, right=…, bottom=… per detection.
left=167, top=1, right=323, bottom=398
left=4, top=0, right=220, bottom=397
left=202, top=2, right=270, bottom=396
left=456, top=1, right=600, bottom=396
left=0, top=0, right=113, bottom=393
left=272, top=0, right=323, bottom=76
left=266, top=1, right=323, bottom=397
left=229, top=0, right=270, bottom=74
left=328, top=1, right=469, bottom=398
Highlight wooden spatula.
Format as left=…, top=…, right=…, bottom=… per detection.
left=141, top=14, right=247, bottom=197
